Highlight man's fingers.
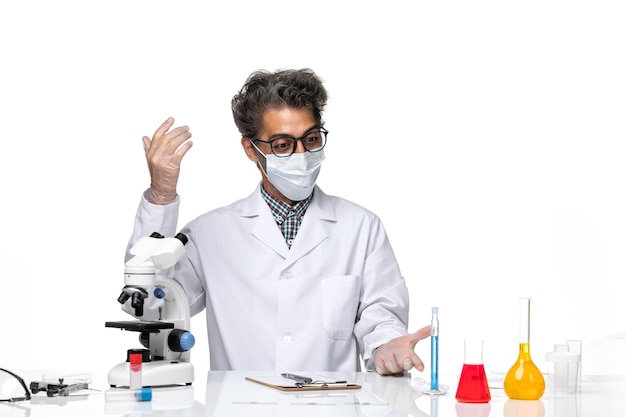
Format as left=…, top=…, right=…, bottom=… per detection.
left=169, top=125, right=191, bottom=138
left=375, top=353, right=397, bottom=375
left=377, top=355, right=423, bottom=374
left=154, top=117, right=175, bottom=137
left=372, top=325, right=432, bottom=375
left=407, top=325, right=431, bottom=347
left=409, top=352, right=425, bottom=371
left=416, top=325, right=431, bottom=339
left=146, top=122, right=192, bottom=161
left=378, top=352, right=416, bottom=375
left=142, top=136, right=151, bottom=154
left=150, top=117, right=191, bottom=147
left=382, top=357, right=401, bottom=374
left=176, top=140, right=194, bottom=158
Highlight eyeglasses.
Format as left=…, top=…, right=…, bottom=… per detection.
left=0, top=368, right=31, bottom=402
left=253, top=127, right=328, bottom=158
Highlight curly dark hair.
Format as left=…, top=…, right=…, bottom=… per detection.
left=231, top=68, right=328, bottom=139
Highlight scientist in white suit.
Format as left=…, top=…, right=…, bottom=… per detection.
left=126, top=68, right=430, bottom=375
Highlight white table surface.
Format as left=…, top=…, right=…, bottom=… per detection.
left=2, top=368, right=624, bottom=416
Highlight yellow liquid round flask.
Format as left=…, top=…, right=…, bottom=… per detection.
left=503, top=297, right=545, bottom=400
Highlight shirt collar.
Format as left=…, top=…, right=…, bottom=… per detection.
left=260, top=185, right=313, bottom=223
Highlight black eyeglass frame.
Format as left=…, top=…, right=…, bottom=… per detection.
left=0, top=368, right=31, bottom=402
left=252, top=127, right=328, bottom=158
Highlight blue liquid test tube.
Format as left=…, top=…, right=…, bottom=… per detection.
left=430, top=307, right=439, bottom=391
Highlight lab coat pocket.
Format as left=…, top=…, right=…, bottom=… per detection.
left=320, top=275, right=362, bottom=340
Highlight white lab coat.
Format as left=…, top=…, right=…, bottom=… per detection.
left=126, top=184, right=409, bottom=372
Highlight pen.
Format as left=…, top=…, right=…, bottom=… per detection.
left=281, top=373, right=313, bottom=383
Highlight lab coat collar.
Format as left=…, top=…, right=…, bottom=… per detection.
left=241, top=183, right=336, bottom=266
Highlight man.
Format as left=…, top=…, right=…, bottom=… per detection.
left=126, top=68, right=430, bottom=375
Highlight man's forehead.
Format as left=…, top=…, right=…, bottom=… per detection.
left=259, top=107, right=316, bottom=137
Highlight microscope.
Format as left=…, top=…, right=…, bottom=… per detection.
left=105, top=232, right=195, bottom=387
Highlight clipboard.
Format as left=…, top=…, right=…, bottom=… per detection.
left=245, top=375, right=361, bottom=391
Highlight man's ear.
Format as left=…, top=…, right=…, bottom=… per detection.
left=241, top=137, right=259, bottom=162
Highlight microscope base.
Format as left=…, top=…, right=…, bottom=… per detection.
left=108, top=360, right=194, bottom=387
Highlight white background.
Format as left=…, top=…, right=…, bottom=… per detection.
left=1, top=0, right=624, bottom=380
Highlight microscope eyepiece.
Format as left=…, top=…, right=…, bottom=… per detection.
left=175, top=233, right=188, bottom=245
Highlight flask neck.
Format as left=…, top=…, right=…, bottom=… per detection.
left=518, top=298, right=531, bottom=344
left=518, top=342, right=533, bottom=358
left=463, top=339, right=484, bottom=365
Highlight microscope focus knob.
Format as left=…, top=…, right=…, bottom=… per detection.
left=168, top=329, right=195, bottom=352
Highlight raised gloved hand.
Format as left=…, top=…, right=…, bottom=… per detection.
left=142, top=117, right=193, bottom=205
left=372, top=325, right=431, bottom=375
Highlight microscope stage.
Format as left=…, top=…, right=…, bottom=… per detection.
left=105, top=320, right=175, bottom=332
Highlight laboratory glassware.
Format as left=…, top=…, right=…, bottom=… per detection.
left=430, top=307, right=440, bottom=390
left=545, top=343, right=581, bottom=394
left=425, top=306, right=447, bottom=396
left=425, top=306, right=446, bottom=395
left=503, top=297, right=545, bottom=400
left=455, top=339, right=491, bottom=403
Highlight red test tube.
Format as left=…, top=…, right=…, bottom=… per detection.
left=129, top=352, right=142, bottom=389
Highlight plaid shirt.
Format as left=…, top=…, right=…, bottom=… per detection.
left=260, top=186, right=313, bottom=249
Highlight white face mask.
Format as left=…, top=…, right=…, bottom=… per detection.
left=251, top=141, right=325, bottom=201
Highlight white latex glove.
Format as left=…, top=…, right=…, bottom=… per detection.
left=372, top=325, right=431, bottom=375
left=142, top=117, right=193, bottom=205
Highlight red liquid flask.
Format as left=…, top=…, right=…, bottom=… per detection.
left=455, top=340, right=491, bottom=403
